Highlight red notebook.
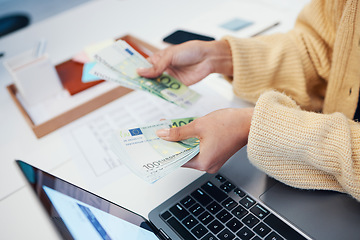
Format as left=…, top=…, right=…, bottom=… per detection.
left=55, top=37, right=150, bottom=95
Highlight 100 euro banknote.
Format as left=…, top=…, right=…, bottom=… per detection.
left=109, top=117, right=199, bottom=183
left=91, top=40, right=201, bottom=108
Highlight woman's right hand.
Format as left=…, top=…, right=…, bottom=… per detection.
left=137, top=40, right=233, bottom=86
left=156, top=108, right=254, bottom=174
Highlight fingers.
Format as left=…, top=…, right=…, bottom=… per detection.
left=182, top=155, right=200, bottom=169
left=137, top=66, right=161, bottom=79
left=137, top=51, right=172, bottom=78
left=156, top=122, right=198, bottom=141
left=182, top=154, right=222, bottom=174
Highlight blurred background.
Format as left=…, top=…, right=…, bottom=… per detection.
left=0, top=0, right=91, bottom=37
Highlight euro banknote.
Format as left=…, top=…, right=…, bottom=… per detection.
left=109, top=117, right=199, bottom=183
left=90, top=40, right=201, bottom=108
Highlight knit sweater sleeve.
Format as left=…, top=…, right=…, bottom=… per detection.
left=248, top=91, right=360, bottom=200
left=222, top=0, right=340, bottom=112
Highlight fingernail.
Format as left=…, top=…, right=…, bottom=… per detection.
left=137, top=67, right=149, bottom=72
left=156, top=129, right=170, bottom=138
left=137, top=67, right=148, bottom=73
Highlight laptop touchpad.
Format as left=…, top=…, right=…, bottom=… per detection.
left=260, top=183, right=360, bottom=240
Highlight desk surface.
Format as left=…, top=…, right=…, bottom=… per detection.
left=0, top=0, right=309, bottom=238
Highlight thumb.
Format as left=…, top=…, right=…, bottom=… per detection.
left=156, top=124, right=197, bottom=141
left=136, top=56, right=157, bottom=77
left=137, top=66, right=159, bottom=78
left=137, top=52, right=171, bottom=78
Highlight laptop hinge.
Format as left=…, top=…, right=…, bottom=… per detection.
left=157, top=228, right=171, bottom=240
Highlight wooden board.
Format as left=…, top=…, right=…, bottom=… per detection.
left=7, top=34, right=159, bottom=138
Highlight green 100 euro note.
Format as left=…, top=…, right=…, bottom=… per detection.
left=109, top=117, right=199, bottom=183
left=90, top=40, right=201, bottom=108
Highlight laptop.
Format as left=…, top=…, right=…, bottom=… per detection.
left=16, top=146, right=360, bottom=240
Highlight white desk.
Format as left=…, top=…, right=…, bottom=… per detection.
left=0, top=0, right=309, bottom=238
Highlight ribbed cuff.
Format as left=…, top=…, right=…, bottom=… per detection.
left=247, top=91, right=360, bottom=198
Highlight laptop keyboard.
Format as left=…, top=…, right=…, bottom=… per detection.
left=160, top=174, right=307, bottom=240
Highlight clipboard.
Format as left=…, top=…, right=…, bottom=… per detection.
left=7, top=34, right=159, bottom=138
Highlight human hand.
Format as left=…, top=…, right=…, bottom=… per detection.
left=156, top=108, right=253, bottom=173
left=137, top=40, right=233, bottom=86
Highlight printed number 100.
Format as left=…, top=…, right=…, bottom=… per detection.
left=143, top=161, right=162, bottom=170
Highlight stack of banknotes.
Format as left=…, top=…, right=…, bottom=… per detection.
left=90, top=40, right=201, bottom=108
left=109, top=117, right=199, bottom=183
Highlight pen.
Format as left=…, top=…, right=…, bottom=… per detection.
left=251, top=22, right=280, bottom=37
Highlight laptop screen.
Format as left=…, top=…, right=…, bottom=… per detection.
left=16, top=160, right=159, bottom=240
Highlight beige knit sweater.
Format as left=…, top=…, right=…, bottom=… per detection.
left=223, top=0, right=360, bottom=200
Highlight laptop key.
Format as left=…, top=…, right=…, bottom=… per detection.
left=250, top=204, right=270, bottom=219
left=226, top=218, right=243, bottom=232
left=222, top=197, right=238, bottom=211
left=234, top=188, right=246, bottom=198
left=220, top=181, right=235, bottom=193
left=160, top=211, right=171, bottom=220
left=202, top=232, right=217, bottom=240
left=191, top=189, right=213, bottom=206
left=190, top=203, right=205, bottom=216
left=265, top=231, right=284, bottom=240
left=216, top=209, right=232, bottom=223
left=182, top=215, right=199, bottom=229
left=253, top=222, right=271, bottom=237
left=241, top=213, right=259, bottom=228
left=224, top=181, right=235, bottom=188
left=239, top=196, right=255, bottom=209
left=236, top=226, right=255, bottom=240
left=207, top=201, right=222, bottom=214
left=199, top=211, right=214, bottom=225
left=169, top=203, right=189, bottom=221
left=264, top=214, right=307, bottom=240
left=166, top=217, right=196, bottom=240
left=208, top=219, right=225, bottom=234
left=181, top=196, right=195, bottom=209
left=191, top=223, right=208, bottom=238
left=215, top=174, right=226, bottom=183
left=202, top=181, right=228, bottom=203
left=217, top=228, right=235, bottom=240
left=231, top=205, right=248, bottom=220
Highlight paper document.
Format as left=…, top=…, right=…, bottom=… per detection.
left=64, top=74, right=252, bottom=188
